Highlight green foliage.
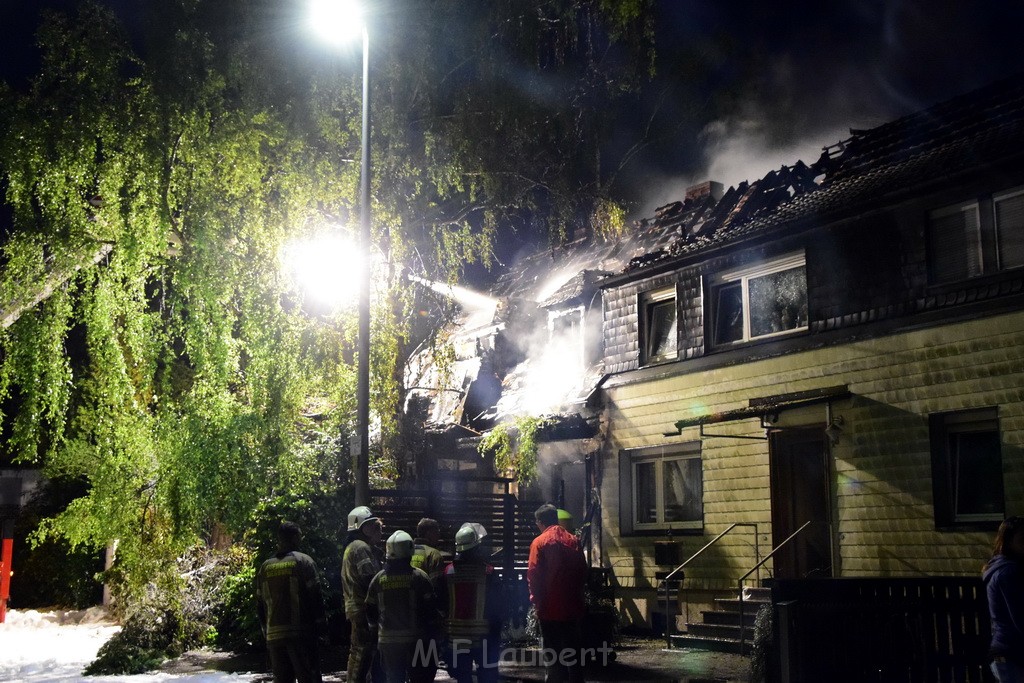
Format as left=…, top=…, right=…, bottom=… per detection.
left=0, top=0, right=653, bottom=618
left=478, top=416, right=552, bottom=485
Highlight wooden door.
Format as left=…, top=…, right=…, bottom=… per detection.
left=769, top=428, right=833, bottom=579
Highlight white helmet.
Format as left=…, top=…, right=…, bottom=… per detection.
left=455, top=524, right=481, bottom=552
left=386, top=530, right=414, bottom=559
left=347, top=505, right=378, bottom=531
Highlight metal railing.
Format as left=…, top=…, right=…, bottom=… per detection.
left=660, top=523, right=759, bottom=647
left=736, top=520, right=812, bottom=654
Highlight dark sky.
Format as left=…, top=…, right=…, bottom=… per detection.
left=4, top=0, right=1024, bottom=218
left=621, top=0, right=1024, bottom=214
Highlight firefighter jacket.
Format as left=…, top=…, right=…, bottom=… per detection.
left=527, top=524, right=587, bottom=621
left=342, top=536, right=384, bottom=619
left=365, top=561, right=437, bottom=645
left=411, top=540, right=445, bottom=586
left=256, top=550, right=325, bottom=642
left=441, top=556, right=504, bottom=645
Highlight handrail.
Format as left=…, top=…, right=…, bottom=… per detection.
left=661, top=523, right=759, bottom=647
left=736, top=520, right=812, bottom=654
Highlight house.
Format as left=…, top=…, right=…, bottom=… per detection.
left=406, top=74, right=1024, bottom=634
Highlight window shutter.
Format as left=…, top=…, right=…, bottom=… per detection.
left=928, top=203, right=982, bottom=283
left=995, top=191, right=1024, bottom=270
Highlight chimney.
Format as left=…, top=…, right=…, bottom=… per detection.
left=685, top=181, right=724, bottom=203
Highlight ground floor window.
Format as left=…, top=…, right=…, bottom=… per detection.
left=619, top=443, right=702, bottom=534
left=929, top=407, right=1004, bottom=529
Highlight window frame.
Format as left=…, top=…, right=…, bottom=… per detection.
left=639, top=285, right=678, bottom=366
left=926, top=184, right=1024, bottom=285
left=929, top=407, right=1005, bottom=531
left=993, top=186, right=1024, bottom=271
left=709, top=251, right=808, bottom=348
left=618, top=443, right=703, bottom=535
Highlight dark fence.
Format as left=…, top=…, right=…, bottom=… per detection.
left=370, top=482, right=538, bottom=571
left=771, top=577, right=992, bottom=683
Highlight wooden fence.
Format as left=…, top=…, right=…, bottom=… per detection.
left=770, top=577, right=992, bottom=683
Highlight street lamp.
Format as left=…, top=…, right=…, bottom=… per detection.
left=309, top=0, right=372, bottom=506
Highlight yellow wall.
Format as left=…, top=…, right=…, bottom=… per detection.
left=601, top=310, right=1024, bottom=622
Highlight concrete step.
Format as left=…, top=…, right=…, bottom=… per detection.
left=685, top=622, right=756, bottom=641
left=669, top=633, right=749, bottom=655
left=701, top=609, right=759, bottom=627
left=713, top=597, right=770, bottom=613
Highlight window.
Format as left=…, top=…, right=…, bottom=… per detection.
left=619, top=444, right=703, bottom=533
left=640, top=287, right=677, bottom=364
left=929, top=408, right=1004, bottom=529
left=927, top=186, right=1024, bottom=284
left=927, top=201, right=983, bottom=283
left=995, top=188, right=1024, bottom=270
left=711, top=252, right=807, bottom=346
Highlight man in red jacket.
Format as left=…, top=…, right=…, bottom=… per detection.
left=528, top=503, right=587, bottom=683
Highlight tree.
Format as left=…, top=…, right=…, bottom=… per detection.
left=0, top=0, right=651, bottom=605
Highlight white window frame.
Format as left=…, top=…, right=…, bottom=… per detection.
left=711, top=251, right=808, bottom=347
left=639, top=286, right=678, bottom=365
left=629, top=445, right=703, bottom=532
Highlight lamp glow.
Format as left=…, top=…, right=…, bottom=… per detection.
left=309, top=0, right=363, bottom=47
left=283, top=234, right=365, bottom=309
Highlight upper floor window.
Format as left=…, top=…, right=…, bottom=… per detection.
left=640, top=286, right=677, bottom=365
left=927, top=186, right=1024, bottom=284
left=929, top=407, right=1004, bottom=529
left=995, top=187, right=1024, bottom=270
left=711, top=252, right=807, bottom=347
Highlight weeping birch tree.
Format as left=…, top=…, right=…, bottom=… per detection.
left=0, top=0, right=651, bottom=602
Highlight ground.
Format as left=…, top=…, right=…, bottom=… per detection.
left=164, top=636, right=751, bottom=682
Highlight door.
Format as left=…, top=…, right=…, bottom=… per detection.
left=769, top=428, right=833, bottom=578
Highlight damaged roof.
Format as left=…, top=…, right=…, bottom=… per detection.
left=409, top=74, right=1024, bottom=431
left=623, top=73, right=1024, bottom=274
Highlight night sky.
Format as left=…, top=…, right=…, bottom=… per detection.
left=4, top=0, right=1024, bottom=218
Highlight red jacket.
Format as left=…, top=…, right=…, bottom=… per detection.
left=527, top=525, right=587, bottom=621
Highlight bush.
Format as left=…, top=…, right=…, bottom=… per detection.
left=86, top=544, right=255, bottom=674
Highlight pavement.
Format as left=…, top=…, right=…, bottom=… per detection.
left=170, top=636, right=751, bottom=682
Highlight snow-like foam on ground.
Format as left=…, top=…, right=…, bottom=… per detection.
left=0, top=609, right=260, bottom=683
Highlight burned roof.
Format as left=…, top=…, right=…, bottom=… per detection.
left=408, top=74, right=1024, bottom=434
left=623, top=73, right=1024, bottom=275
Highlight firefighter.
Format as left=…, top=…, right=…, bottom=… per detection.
left=255, top=521, right=325, bottom=683
left=410, top=517, right=446, bottom=681
left=365, top=530, right=438, bottom=683
left=441, top=524, right=504, bottom=683
left=411, top=517, right=445, bottom=586
left=342, top=506, right=384, bottom=683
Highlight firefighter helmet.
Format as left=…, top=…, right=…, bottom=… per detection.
left=347, top=505, right=378, bottom=531
left=386, top=530, right=415, bottom=559
left=455, top=524, right=481, bottom=552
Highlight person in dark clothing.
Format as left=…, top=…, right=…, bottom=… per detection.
left=440, top=523, right=504, bottom=683
left=983, top=516, right=1024, bottom=683
left=528, top=503, right=588, bottom=683
left=342, top=506, right=385, bottom=683
left=365, top=530, right=438, bottom=683
left=411, top=517, right=446, bottom=682
left=256, top=521, right=326, bottom=683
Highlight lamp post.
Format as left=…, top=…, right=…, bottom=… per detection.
left=310, top=0, right=371, bottom=506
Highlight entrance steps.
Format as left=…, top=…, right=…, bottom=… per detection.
left=669, top=586, right=770, bottom=654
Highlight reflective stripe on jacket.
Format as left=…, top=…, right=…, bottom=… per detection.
left=365, top=566, right=435, bottom=644
left=256, top=551, right=323, bottom=641
left=343, top=538, right=383, bottom=618
left=444, top=559, right=498, bottom=643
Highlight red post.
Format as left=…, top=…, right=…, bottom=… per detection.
left=0, top=533, right=12, bottom=623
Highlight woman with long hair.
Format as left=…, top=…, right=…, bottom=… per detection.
left=983, top=516, right=1024, bottom=682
